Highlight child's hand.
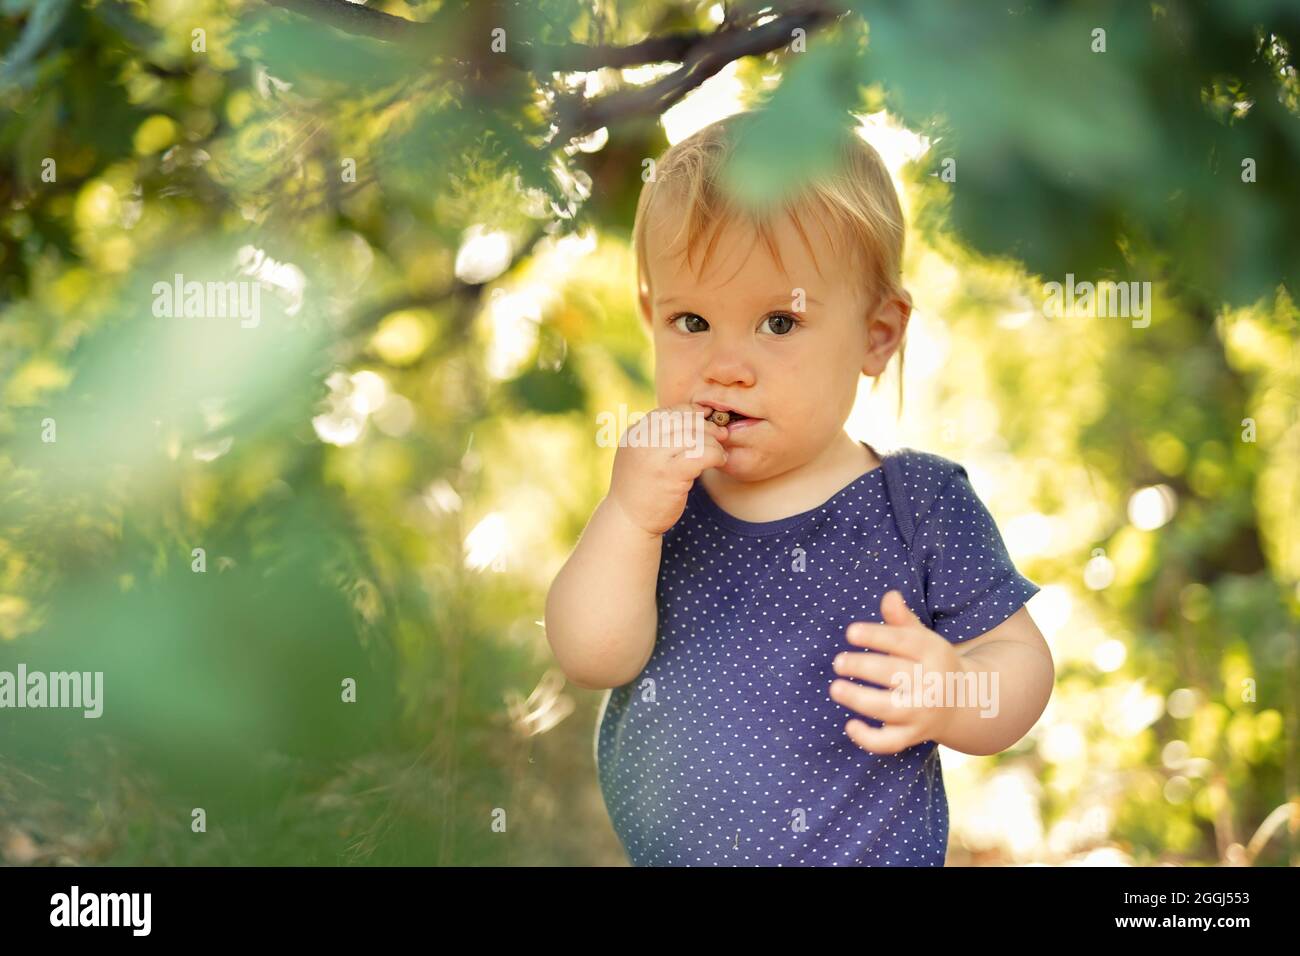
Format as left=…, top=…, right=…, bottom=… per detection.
left=829, top=589, right=965, bottom=754
left=607, top=403, right=729, bottom=537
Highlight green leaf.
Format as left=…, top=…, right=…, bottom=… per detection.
left=722, top=32, right=861, bottom=211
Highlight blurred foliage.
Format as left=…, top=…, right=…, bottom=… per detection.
left=0, top=0, right=1297, bottom=865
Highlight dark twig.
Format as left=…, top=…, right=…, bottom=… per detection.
left=552, top=6, right=843, bottom=141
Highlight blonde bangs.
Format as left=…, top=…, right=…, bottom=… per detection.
left=633, top=113, right=906, bottom=309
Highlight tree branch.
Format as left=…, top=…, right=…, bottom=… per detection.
left=261, top=0, right=848, bottom=141
left=552, top=5, right=844, bottom=141
left=263, top=0, right=845, bottom=71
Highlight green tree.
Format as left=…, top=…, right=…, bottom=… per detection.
left=1, top=0, right=1296, bottom=865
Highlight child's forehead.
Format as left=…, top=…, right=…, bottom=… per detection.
left=645, top=197, right=854, bottom=292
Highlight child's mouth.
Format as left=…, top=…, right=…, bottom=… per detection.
left=705, top=408, right=758, bottom=429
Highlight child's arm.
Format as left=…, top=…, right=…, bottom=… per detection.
left=543, top=494, right=664, bottom=690
left=544, top=405, right=728, bottom=690
left=832, top=594, right=1053, bottom=757
left=942, top=606, right=1054, bottom=755
left=833, top=463, right=1052, bottom=756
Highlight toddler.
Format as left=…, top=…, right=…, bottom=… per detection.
left=544, top=110, right=1054, bottom=866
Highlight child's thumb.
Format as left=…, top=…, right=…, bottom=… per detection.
left=881, top=589, right=921, bottom=627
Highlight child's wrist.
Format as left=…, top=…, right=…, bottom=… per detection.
left=601, top=492, right=661, bottom=544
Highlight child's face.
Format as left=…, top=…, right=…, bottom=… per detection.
left=640, top=200, right=906, bottom=481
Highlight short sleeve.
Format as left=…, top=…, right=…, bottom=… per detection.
left=912, top=467, right=1041, bottom=643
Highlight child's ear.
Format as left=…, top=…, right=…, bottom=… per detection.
left=861, top=289, right=911, bottom=377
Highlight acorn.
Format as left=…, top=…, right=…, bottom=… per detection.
left=707, top=410, right=732, bottom=426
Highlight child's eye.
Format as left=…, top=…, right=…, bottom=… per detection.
left=761, top=312, right=801, bottom=335
left=669, top=312, right=709, bottom=333
left=668, top=312, right=801, bottom=335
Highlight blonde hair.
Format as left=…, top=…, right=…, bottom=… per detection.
left=631, top=109, right=909, bottom=415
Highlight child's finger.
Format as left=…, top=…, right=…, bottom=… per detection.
left=671, top=430, right=725, bottom=467
left=661, top=406, right=729, bottom=446
left=881, top=588, right=924, bottom=628
left=829, top=678, right=907, bottom=723
left=844, top=719, right=917, bottom=756
left=690, top=410, right=730, bottom=441
left=845, top=620, right=927, bottom=660
left=831, top=649, right=910, bottom=689
left=693, top=440, right=728, bottom=472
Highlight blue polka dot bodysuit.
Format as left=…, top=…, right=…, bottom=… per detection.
left=596, top=442, right=1041, bottom=865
